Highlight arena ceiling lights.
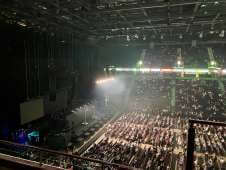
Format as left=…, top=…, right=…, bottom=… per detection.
left=109, top=67, right=226, bottom=75
left=0, top=0, right=226, bottom=45
left=96, top=67, right=226, bottom=84
left=96, top=77, right=115, bottom=85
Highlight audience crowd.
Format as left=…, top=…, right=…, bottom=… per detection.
left=82, top=79, right=225, bottom=170
left=0, top=78, right=225, bottom=170
left=176, top=80, right=225, bottom=121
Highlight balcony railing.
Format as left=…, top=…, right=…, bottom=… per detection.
left=186, top=119, right=226, bottom=170
left=0, top=140, right=133, bottom=170
left=0, top=119, right=225, bottom=170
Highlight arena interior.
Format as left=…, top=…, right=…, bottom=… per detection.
left=0, top=0, right=226, bottom=170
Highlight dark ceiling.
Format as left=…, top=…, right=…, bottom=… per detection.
left=0, top=0, right=226, bottom=46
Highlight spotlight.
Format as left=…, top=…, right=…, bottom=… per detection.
left=72, top=110, right=77, bottom=114
left=126, top=35, right=130, bottom=41
left=134, top=34, right=139, bottom=39
left=199, top=32, right=203, bottom=39
left=38, top=5, right=47, bottom=10
left=201, top=4, right=206, bottom=8
left=210, top=60, right=216, bottom=66
left=222, top=69, right=226, bottom=74
left=177, top=60, right=181, bottom=66
left=209, top=30, right=214, bottom=34
left=219, top=30, right=224, bottom=38
left=143, top=35, right=146, bottom=40
left=179, top=34, right=183, bottom=39
left=96, top=77, right=115, bottom=85
left=17, top=21, right=27, bottom=27
left=209, top=60, right=217, bottom=68
left=138, top=60, right=143, bottom=66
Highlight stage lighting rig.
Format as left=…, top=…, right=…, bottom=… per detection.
left=138, top=60, right=143, bottom=66
left=96, top=77, right=115, bottom=85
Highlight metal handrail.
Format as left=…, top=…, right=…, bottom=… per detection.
left=0, top=140, right=133, bottom=169
left=186, top=119, right=226, bottom=170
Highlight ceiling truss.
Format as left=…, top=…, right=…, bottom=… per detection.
left=0, top=0, right=225, bottom=45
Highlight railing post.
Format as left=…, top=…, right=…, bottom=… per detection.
left=39, top=151, right=42, bottom=166
left=186, top=120, right=195, bottom=170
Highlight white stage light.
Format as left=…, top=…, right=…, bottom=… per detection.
left=126, top=35, right=130, bottom=41
left=219, top=30, right=224, bottom=38
left=138, top=60, right=143, bottom=66
left=179, top=34, right=183, bottom=39
left=199, top=32, right=203, bottom=39
left=177, top=60, right=181, bottom=66
left=151, top=68, right=160, bottom=72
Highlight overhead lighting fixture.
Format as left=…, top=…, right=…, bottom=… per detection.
left=151, top=68, right=160, bottom=72
left=72, top=110, right=77, bottom=114
left=199, top=32, right=203, bottom=39
left=111, top=28, right=120, bottom=32
left=143, top=35, right=146, bottom=40
left=138, top=60, right=143, bottom=66
left=209, top=30, right=215, bottom=34
left=96, top=77, right=115, bottom=85
left=134, top=34, right=139, bottom=39
left=38, top=5, right=47, bottom=10
left=113, top=67, right=223, bottom=75
left=126, top=35, right=130, bottom=41
left=179, top=34, right=183, bottom=39
left=140, top=68, right=150, bottom=73
left=105, top=35, right=110, bottom=40
left=201, top=4, right=206, bottom=8
left=222, top=69, right=226, bottom=74
left=177, top=60, right=182, bottom=66
left=219, top=30, right=224, bottom=38
left=214, top=1, right=219, bottom=5
left=210, top=60, right=216, bottom=66
left=62, top=15, right=70, bottom=20
left=17, top=21, right=27, bottom=27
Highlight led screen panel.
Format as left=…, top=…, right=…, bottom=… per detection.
left=20, top=99, right=44, bottom=125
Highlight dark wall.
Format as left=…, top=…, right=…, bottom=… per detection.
left=0, top=21, right=27, bottom=129
left=0, top=21, right=99, bottom=133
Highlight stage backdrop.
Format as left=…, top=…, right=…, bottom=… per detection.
left=20, top=98, right=44, bottom=125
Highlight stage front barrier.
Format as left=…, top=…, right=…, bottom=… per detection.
left=186, top=119, right=226, bottom=170
left=0, top=140, right=133, bottom=170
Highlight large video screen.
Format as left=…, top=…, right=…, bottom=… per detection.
left=20, top=99, right=44, bottom=125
